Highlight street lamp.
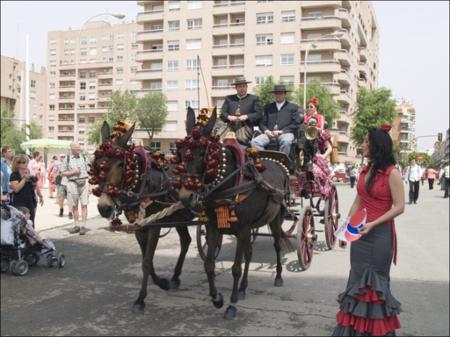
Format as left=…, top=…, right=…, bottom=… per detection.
left=74, top=13, right=125, bottom=145
left=302, top=30, right=344, bottom=110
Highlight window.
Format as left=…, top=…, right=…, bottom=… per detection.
left=78, top=116, right=86, bottom=123
left=116, top=44, right=124, bottom=52
left=168, top=20, right=180, bottom=31
left=79, top=95, right=86, bottom=101
left=186, top=39, right=201, bottom=50
left=217, top=79, right=229, bottom=88
left=89, top=71, right=96, bottom=78
left=50, top=71, right=56, bottom=77
left=186, top=58, right=200, bottom=70
left=185, top=79, right=200, bottom=90
left=280, top=53, right=294, bottom=65
left=80, top=82, right=86, bottom=90
left=50, top=49, right=57, bottom=56
left=48, top=126, right=55, bottom=132
left=256, top=34, right=273, bottom=45
left=116, top=67, right=123, bottom=74
left=102, top=46, right=112, bottom=53
left=163, top=121, right=178, bottom=132
left=256, top=12, right=273, bottom=24
left=49, top=104, right=55, bottom=111
left=116, top=32, right=125, bottom=39
left=185, top=100, right=199, bottom=109
left=280, top=75, right=294, bottom=84
left=280, top=32, right=295, bottom=44
left=80, top=48, right=88, bottom=56
left=307, top=76, right=321, bottom=83
left=30, top=80, right=36, bottom=88
left=166, top=80, right=179, bottom=90
left=131, top=43, right=138, bottom=49
left=187, top=18, right=202, bottom=29
left=117, top=55, right=124, bottom=62
left=255, top=55, right=272, bottom=66
left=80, top=37, right=88, bottom=45
left=49, top=39, right=57, bottom=45
left=101, top=34, right=113, bottom=41
left=130, top=66, right=137, bottom=73
left=168, top=1, right=180, bottom=11
left=307, top=54, right=322, bottom=63
left=255, top=76, right=267, bottom=84
left=187, top=1, right=202, bottom=9
left=88, top=82, right=96, bottom=89
left=281, top=10, right=295, bottom=22
left=167, top=101, right=178, bottom=112
left=168, top=60, right=179, bottom=71
left=168, top=40, right=180, bottom=51
left=49, top=83, right=55, bottom=89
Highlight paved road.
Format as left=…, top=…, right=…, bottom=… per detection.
left=1, top=184, right=449, bottom=336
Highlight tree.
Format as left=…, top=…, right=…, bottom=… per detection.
left=351, top=87, right=397, bottom=148
left=252, top=76, right=294, bottom=111
left=88, top=90, right=138, bottom=145
left=408, top=151, right=431, bottom=168
left=293, top=80, right=340, bottom=126
left=135, top=92, right=168, bottom=141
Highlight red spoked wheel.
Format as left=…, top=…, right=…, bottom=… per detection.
left=196, top=224, right=223, bottom=262
left=324, top=186, right=340, bottom=250
left=297, top=206, right=316, bottom=271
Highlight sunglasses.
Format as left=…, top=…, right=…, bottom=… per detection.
left=17, top=161, right=27, bottom=164
left=307, top=105, right=315, bottom=108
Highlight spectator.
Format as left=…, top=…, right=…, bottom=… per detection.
left=56, top=154, right=72, bottom=218
left=47, top=155, right=58, bottom=198
left=28, top=151, right=40, bottom=176
left=444, top=160, right=450, bottom=198
left=403, top=158, right=422, bottom=204
left=348, top=166, right=357, bottom=188
left=9, top=154, right=44, bottom=226
left=1, top=145, right=14, bottom=203
left=62, top=143, right=89, bottom=235
left=426, top=166, right=438, bottom=190
left=36, top=154, right=45, bottom=190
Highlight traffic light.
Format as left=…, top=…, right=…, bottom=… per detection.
left=438, top=132, right=443, bottom=142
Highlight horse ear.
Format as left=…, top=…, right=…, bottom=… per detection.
left=115, top=123, right=135, bottom=147
left=202, top=107, right=217, bottom=137
left=101, top=121, right=110, bottom=144
left=186, top=106, right=196, bottom=136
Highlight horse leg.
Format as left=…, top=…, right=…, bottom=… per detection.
left=204, top=225, right=223, bottom=309
left=170, top=226, right=192, bottom=289
left=224, top=229, right=250, bottom=320
left=132, top=230, right=151, bottom=313
left=238, top=239, right=252, bottom=300
left=269, top=212, right=284, bottom=287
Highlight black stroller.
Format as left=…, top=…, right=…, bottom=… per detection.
left=1, top=203, right=65, bottom=276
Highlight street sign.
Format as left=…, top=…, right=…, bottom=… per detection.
left=417, top=155, right=424, bottom=160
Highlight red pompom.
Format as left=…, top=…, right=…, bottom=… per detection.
left=381, top=124, right=392, bottom=132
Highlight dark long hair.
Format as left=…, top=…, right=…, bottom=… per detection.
left=365, top=128, right=396, bottom=193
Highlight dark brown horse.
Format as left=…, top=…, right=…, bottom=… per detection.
left=176, top=108, right=291, bottom=319
left=94, top=121, right=193, bottom=314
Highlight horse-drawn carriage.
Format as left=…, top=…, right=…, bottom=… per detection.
left=90, top=110, right=340, bottom=318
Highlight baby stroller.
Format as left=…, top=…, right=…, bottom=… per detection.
left=1, top=203, right=65, bottom=276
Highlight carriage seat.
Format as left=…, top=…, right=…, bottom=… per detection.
left=256, top=150, right=291, bottom=175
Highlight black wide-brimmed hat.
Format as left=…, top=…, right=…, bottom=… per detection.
left=231, top=77, right=252, bottom=86
left=269, top=85, right=292, bottom=93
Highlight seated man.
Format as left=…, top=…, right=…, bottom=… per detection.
left=251, top=85, right=300, bottom=156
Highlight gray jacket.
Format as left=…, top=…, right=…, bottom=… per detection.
left=259, top=101, right=301, bottom=134
left=220, top=94, right=261, bottom=126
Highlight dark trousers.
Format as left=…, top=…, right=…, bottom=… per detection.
left=350, top=177, right=356, bottom=188
left=445, top=178, right=449, bottom=198
left=428, top=178, right=435, bottom=190
left=409, top=181, right=420, bottom=203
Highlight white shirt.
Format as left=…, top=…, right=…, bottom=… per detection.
left=276, top=100, right=286, bottom=111
left=404, top=164, right=422, bottom=182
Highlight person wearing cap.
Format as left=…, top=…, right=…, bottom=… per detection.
left=219, top=77, right=261, bottom=145
left=251, top=85, right=300, bottom=156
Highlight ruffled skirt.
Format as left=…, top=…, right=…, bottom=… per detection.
left=332, top=224, right=401, bottom=336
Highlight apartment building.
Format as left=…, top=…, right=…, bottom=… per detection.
left=391, top=98, right=416, bottom=162
left=1, top=55, right=47, bottom=129
left=135, top=0, right=379, bottom=162
left=47, top=21, right=141, bottom=152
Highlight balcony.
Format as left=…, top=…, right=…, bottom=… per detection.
left=338, top=29, right=351, bottom=49
left=58, top=86, right=75, bottom=92
left=137, top=30, right=163, bottom=42
left=136, top=49, right=164, bottom=62
left=60, top=72, right=76, bottom=79
left=299, top=60, right=341, bottom=73
left=137, top=10, right=164, bottom=23
left=335, top=70, right=351, bottom=85
left=337, top=8, right=350, bottom=28
left=300, top=38, right=341, bottom=51
left=97, top=71, right=113, bottom=78
left=58, top=96, right=75, bottom=102
left=358, top=77, right=368, bottom=87
left=335, top=49, right=350, bottom=66
left=358, top=62, right=368, bottom=76
left=135, top=69, right=163, bottom=80
left=321, top=82, right=341, bottom=95
left=359, top=48, right=367, bottom=62
left=98, top=82, right=113, bottom=88
left=300, top=1, right=341, bottom=8
left=336, top=91, right=352, bottom=105
left=300, top=16, right=342, bottom=30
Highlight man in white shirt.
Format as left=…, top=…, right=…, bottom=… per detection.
left=403, top=158, right=422, bottom=204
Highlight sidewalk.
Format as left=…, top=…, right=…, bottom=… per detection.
left=34, top=187, right=100, bottom=232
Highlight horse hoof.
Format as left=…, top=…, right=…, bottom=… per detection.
left=131, top=302, right=145, bottom=314
left=170, top=278, right=180, bottom=290
left=158, top=278, right=171, bottom=291
left=224, top=305, right=237, bottom=320
left=238, top=290, right=246, bottom=300
left=274, top=277, right=284, bottom=287
left=212, top=293, right=224, bottom=309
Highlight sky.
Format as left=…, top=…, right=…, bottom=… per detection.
left=1, top=1, right=449, bottom=152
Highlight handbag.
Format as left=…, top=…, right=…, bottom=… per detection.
left=55, top=175, right=62, bottom=186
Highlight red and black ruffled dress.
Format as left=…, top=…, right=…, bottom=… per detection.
left=332, top=164, right=401, bottom=336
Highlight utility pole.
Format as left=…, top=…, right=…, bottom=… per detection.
left=196, top=55, right=200, bottom=113
left=25, top=34, right=30, bottom=155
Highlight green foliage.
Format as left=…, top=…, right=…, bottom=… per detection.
left=351, top=87, right=397, bottom=147
left=293, top=80, right=340, bottom=126
left=135, top=92, right=168, bottom=141
left=88, top=90, right=138, bottom=145
left=1, top=108, right=42, bottom=154
left=252, top=76, right=294, bottom=111
left=408, top=151, right=431, bottom=167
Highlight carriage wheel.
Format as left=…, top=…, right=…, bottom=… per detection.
left=196, top=224, right=223, bottom=262
left=296, top=206, right=316, bottom=271
left=324, top=186, right=339, bottom=250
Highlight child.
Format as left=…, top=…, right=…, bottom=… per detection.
left=16, top=206, right=44, bottom=246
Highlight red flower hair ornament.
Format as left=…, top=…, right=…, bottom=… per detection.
left=310, top=97, right=318, bottom=105
left=381, top=124, right=392, bottom=132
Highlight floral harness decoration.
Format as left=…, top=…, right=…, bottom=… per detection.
left=172, top=108, right=266, bottom=229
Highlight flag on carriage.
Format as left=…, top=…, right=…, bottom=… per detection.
left=334, top=208, right=367, bottom=242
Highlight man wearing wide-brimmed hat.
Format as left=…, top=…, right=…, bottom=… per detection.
left=219, top=76, right=261, bottom=145
left=251, top=85, right=301, bottom=156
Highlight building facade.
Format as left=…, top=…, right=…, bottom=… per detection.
left=1, top=55, right=47, bottom=130
left=135, top=0, right=379, bottom=162
left=46, top=21, right=141, bottom=152
left=391, top=98, right=416, bottom=163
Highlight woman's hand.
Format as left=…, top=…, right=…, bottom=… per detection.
left=359, top=222, right=375, bottom=235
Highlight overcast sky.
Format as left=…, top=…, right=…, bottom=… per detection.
left=1, top=1, right=449, bottom=151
